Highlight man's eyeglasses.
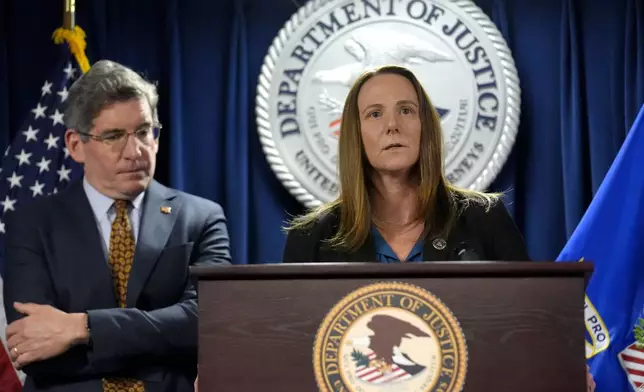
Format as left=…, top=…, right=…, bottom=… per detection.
left=77, top=126, right=161, bottom=151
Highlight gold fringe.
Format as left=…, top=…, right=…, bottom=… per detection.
left=52, top=26, right=90, bottom=74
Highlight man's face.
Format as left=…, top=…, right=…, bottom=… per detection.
left=66, top=98, right=159, bottom=199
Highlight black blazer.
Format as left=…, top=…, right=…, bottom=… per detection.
left=283, top=199, right=530, bottom=263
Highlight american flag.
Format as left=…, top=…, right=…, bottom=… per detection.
left=619, top=342, right=644, bottom=391
left=0, top=57, right=84, bottom=390
left=354, top=351, right=417, bottom=384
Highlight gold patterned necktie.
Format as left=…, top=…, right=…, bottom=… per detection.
left=103, top=199, right=145, bottom=392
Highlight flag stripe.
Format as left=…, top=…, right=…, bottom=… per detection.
left=625, top=366, right=644, bottom=376
left=354, top=351, right=413, bottom=384
left=628, top=374, right=644, bottom=384
left=624, top=347, right=644, bottom=359
left=623, top=354, right=644, bottom=366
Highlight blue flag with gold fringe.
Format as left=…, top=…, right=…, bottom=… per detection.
left=557, top=104, right=644, bottom=391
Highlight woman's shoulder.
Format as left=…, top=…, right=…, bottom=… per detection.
left=285, top=204, right=341, bottom=236
left=282, top=204, right=341, bottom=262
left=453, top=191, right=507, bottom=221
left=452, top=192, right=530, bottom=261
left=455, top=192, right=511, bottom=222
left=286, top=206, right=340, bottom=242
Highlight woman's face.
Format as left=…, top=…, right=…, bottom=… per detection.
left=357, top=73, right=422, bottom=175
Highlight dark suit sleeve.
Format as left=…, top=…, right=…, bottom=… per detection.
left=486, top=200, right=531, bottom=261
left=86, top=203, right=231, bottom=366
left=2, top=208, right=100, bottom=378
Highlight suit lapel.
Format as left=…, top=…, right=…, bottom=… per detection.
left=61, top=180, right=118, bottom=307
left=422, top=225, right=469, bottom=261
left=422, top=236, right=451, bottom=261
left=126, top=181, right=180, bottom=307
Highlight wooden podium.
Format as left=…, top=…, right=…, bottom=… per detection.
left=192, top=261, right=592, bottom=392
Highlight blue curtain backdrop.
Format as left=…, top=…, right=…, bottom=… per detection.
left=1, top=0, right=643, bottom=264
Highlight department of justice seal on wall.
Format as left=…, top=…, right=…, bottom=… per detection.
left=256, top=0, right=521, bottom=207
left=313, top=282, right=468, bottom=392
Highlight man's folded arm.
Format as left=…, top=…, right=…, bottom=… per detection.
left=2, top=210, right=111, bottom=378
left=86, top=205, right=231, bottom=365
left=3, top=203, right=230, bottom=378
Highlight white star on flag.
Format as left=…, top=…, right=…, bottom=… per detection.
left=49, top=109, right=64, bottom=126
left=22, top=126, right=39, bottom=142
left=41, top=81, right=53, bottom=96
left=57, top=164, right=72, bottom=182
left=0, top=196, right=16, bottom=213
left=63, top=63, right=77, bottom=79
left=31, top=103, right=47, bottom=119
left=14, top=149, right=32, bottom=166
left=6, top=172, right=23, bottom=189
left=57, top=86, right=69, bottom=102
left=29, top=181, right=45, bottom=197
left=36, top=157, right=51, bottom=173
left=44, top=133, right=60, bottom=150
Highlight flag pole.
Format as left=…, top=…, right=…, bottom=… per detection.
left=53, top=0, right=90, bottom=74
left=63, top=0, right=75, bottom=30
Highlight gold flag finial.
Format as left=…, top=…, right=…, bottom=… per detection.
left=52, top=0, right=90, bottom=74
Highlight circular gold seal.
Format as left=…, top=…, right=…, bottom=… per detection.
left=313, top=282, right=468, bottom=392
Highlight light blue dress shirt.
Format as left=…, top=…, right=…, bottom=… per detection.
left=82, top=178, right=145, bottom=259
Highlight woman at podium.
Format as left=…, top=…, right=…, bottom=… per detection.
left=282, top=65, right=529, bottom=264
left=280, top=65, right=596, bottom=391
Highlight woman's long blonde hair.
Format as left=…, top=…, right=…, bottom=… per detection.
left=285, top=65, right=500, bottom=251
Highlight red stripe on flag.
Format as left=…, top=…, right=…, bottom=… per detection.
left=626, top=367, right=644, bottom=377
left=632, top=346, right=644, bottom=354
left=621, top=353, right=644, bottom=366
left=0, top=342, right=21, bottom=392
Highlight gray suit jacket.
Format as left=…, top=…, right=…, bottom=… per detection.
left=2, top=179, right=231, bottom=391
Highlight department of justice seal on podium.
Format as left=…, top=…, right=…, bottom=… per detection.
left=256, top=0, right=521, bottom=207
left=313, top=282, right=468, bottom=392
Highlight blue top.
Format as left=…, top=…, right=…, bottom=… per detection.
left=371, top=226, right=424, bottom=263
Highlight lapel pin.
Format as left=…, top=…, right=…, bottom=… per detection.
left=160, top=206, right=172, bottom=214
left=432, top=238, right=446, bottom=250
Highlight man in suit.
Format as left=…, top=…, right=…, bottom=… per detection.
left=2, top=59, right=231, bottom=391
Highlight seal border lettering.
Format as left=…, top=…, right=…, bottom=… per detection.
left=313, top=281, right=468, bottom=392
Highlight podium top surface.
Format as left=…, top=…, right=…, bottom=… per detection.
left=191, top=261, right=593, bottom=281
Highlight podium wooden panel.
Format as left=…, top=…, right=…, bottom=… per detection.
left=192, top=261, right=592, bottom=392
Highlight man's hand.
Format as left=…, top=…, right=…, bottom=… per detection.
left=194, top=365, right=198, bottom=391
left=5, top=302, right=89, bottom=369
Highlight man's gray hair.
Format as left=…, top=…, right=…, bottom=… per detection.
left=63, top=59, right=159, bottom=139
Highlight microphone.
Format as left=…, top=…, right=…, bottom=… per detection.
left=453, top=241, right=480, bottom=261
